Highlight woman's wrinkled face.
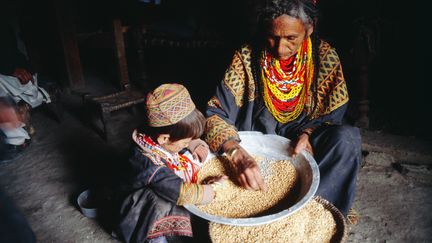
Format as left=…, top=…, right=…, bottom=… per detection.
left=161, top=137, right=192, bottom=154
left=266, top=14, right=311, bottom=60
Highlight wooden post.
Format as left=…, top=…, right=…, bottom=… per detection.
left=112, top=19, right=130, bottom=90
left=54, top=0, right=85, bottom=89
left=133, top=25, right=148, bottom=85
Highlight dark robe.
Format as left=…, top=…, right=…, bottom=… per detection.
left=114, top=147, right=193, bottom=243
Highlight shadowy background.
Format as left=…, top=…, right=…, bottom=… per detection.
left=5, top=0, right=425, bottom=139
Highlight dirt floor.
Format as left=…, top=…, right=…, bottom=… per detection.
left=1, top=89, right=431, bottom=243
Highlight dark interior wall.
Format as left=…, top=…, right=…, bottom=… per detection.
left=72, top=0, right=252, bottom=44
left=4, top=0, right=425, bottom=138
left=415, top=1, right=431, bottom=140
left=318, top=0, right=421, bottom=137
left=69, top=0, right=254, bottom=108
left=10, top=0, right=66, bottom=85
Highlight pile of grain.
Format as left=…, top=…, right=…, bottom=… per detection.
left=197, top=156, right=298, bottom=218
left=209, top=197, right=343, bottom=243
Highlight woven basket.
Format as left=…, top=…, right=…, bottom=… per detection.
left=314, top=196, right=348, bottom=243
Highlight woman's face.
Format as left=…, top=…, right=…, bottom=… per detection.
left=266, top=14, right=311, bottom=60
left=161, top=137, right=193, bottom=154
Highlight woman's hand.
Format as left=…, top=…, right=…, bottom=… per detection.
left=12, top=68, right=33, bottom=85
left=293, top=133, right=313, bottom=156
left=223, top=140, right=267, bottom=192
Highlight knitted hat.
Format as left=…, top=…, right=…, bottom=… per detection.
left=146, top=83, right=196, bottom=127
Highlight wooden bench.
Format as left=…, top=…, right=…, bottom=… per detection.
left=84, top=84, right=146, bottom=141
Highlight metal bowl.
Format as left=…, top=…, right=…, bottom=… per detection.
left=77, top=189, right=99, bottom=219
left=184, top=131, right=320, bottom=226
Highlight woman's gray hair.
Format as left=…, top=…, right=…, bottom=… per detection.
left=257, top=0, right=318, bottom=30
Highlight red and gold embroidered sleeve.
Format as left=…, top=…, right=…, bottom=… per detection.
left=310, top=41, right=349, bottom=119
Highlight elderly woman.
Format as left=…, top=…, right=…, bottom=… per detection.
left=204, top=0, right=361, bottom=217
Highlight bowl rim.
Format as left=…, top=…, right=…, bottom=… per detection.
left=77, top=189, right=98, bottom=218
left=184, top=131, right=320, bottom=226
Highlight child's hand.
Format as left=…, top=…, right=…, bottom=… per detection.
left=193, top=144, right=209, bottom=162
left=203, top=175, right=228, bottom=185
left=201, top=175, right=228, bottom=205
left=208, top=175, right=229, bottom=202
left=188, top=139, right=209, bottom=162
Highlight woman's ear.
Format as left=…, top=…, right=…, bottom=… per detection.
left=157, top=134, right=170, bottom=145
left=306, top=25, right=314, bottom=37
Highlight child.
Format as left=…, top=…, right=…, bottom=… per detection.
left=114, top=83, right=226, bottom=243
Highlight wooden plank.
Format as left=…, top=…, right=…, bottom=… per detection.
left=54, top=0, right=85, bottom=89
